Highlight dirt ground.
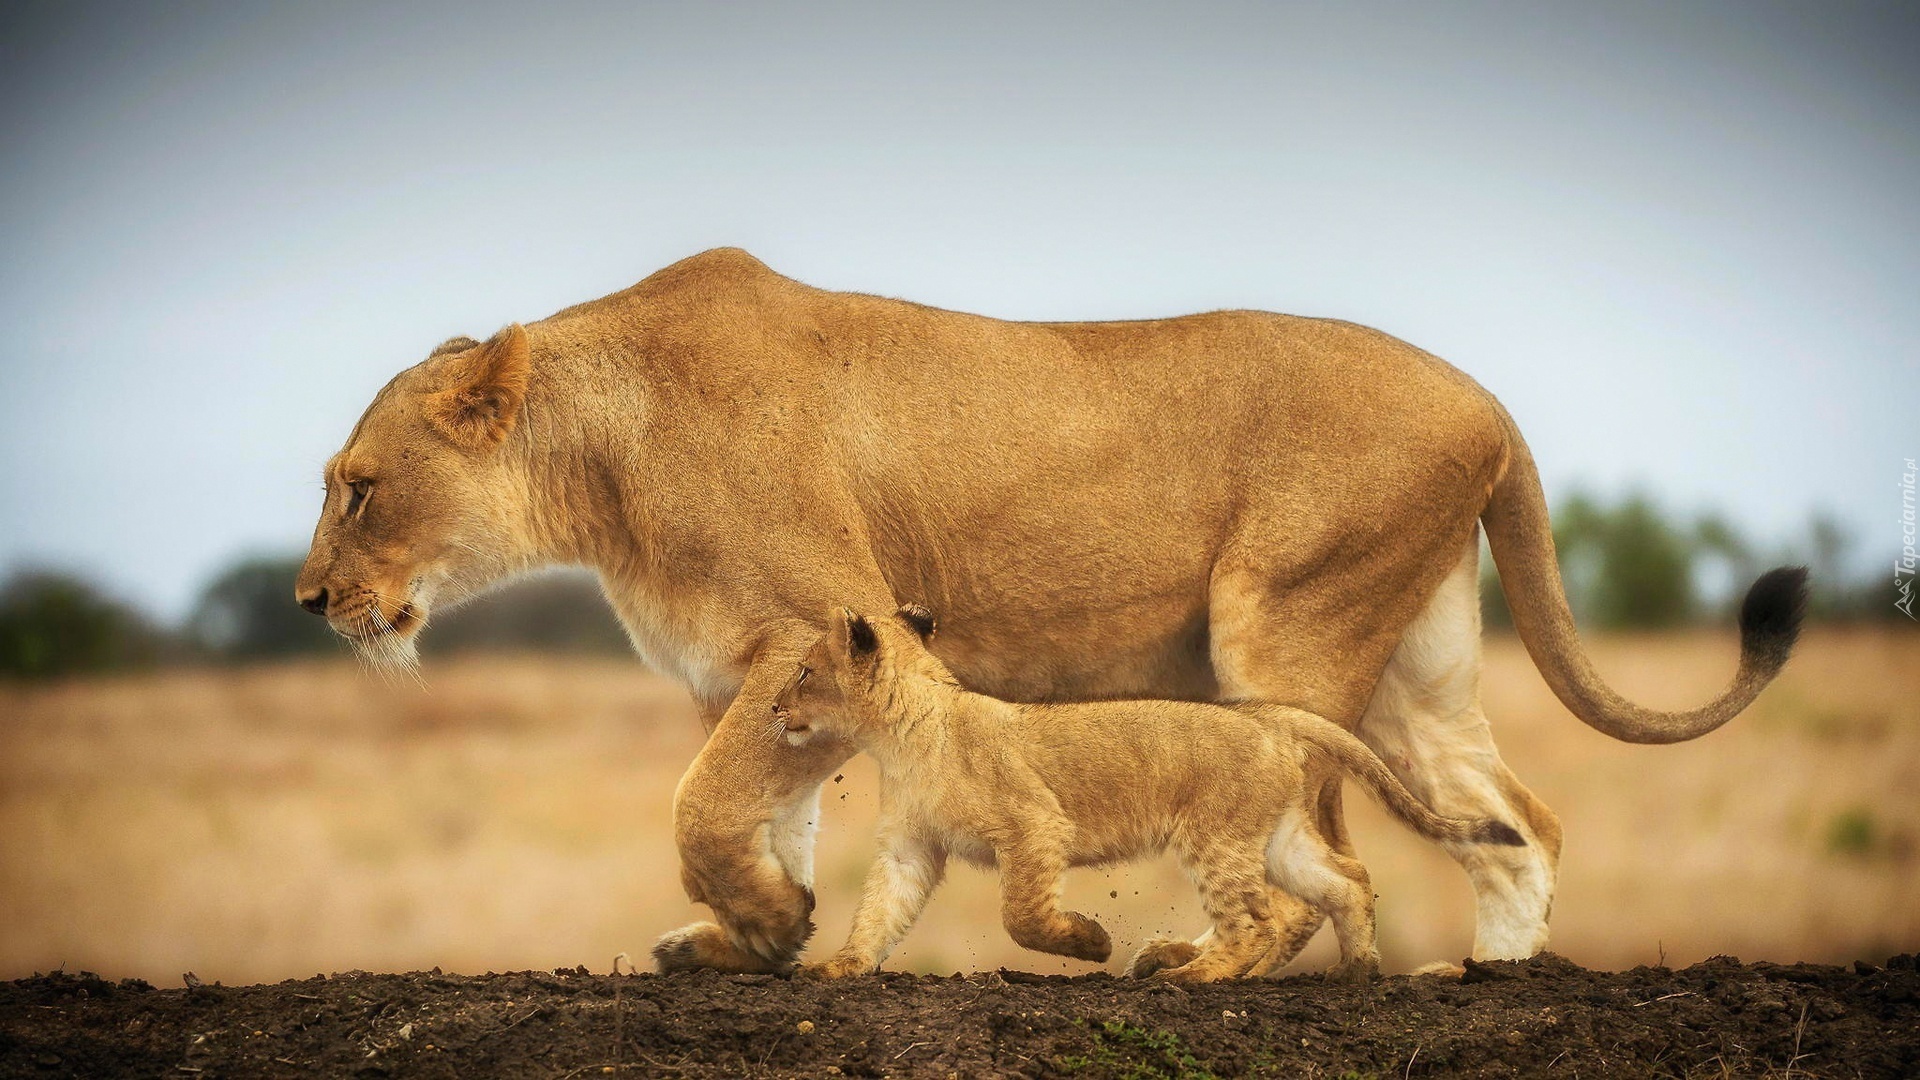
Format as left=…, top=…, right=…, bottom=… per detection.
left=3, top=954, right=1916, bottom=1079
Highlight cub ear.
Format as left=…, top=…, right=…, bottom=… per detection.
left=895, top=603, right=937, bottom=641
left=845, top=611, right=880, bottom=658
left=424, top=323, right=530, bottom=449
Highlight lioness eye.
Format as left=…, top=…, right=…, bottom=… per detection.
left=796, top=665, right=811, bottom=687
left=345, top=479, right=372, bottom=518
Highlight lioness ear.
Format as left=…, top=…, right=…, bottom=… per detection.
left=424, top=324, right=530, bottom=449
left=429, top=335, right=481, bottom=358
left=845, top=612, right=880, bottom=658
left=895, top=603, right=937, bottom=641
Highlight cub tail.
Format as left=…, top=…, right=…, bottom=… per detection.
left=1290, top=712, right=1527, bottom=847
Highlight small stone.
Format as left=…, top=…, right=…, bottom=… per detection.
left=796, top=1019, right=816, bottom=1035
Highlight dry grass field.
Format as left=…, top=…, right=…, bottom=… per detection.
left=2, top=627, right=1915, bottom=987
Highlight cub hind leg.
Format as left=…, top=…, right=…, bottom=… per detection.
left=1242, top=777, right=1347, bottom=977
left=1149, top=840, right=1281, bottom=984
left=1265, top=808, right=1380, bottom=981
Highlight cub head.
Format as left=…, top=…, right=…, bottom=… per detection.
left=773, top=603, right=942, bottom=746
left=293, top=325, right=537, bottom=669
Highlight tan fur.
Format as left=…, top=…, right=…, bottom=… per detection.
left=295, top=248, right=1802, bottom=973
left=784, top=607, right=1522, bottom=982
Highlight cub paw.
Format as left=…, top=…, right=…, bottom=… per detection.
left=1127, top=937, right=1201, bottom=979
left=1062, top=912, right=1112, bottom=963
left=800, top=957, right=874, bottom=979
left=1149, top=961, right=1223, bottom=985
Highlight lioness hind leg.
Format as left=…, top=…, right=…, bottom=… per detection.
left=1356, top=543, right=1561, bottom=960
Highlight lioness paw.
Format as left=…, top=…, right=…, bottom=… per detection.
left=652, top=922, right=725, bottom=973
left=652, top=921, right=794, bottom=974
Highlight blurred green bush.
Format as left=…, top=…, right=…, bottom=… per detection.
left=0, top=571, right=175, bottom=678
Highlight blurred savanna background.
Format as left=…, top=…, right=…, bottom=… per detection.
left=2, top=3, right=1915, bottom=987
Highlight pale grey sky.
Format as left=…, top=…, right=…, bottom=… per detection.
left=2, top=1, right=1914, bottom=619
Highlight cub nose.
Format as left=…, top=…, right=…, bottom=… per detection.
left=297, top=586, right=330, bottom=616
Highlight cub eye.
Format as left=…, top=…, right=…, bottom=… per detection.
left=795, top=665, right=812, bottom=688
left=345, top=479, right=372, bottom=518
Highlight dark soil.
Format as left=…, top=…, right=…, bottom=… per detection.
left=2, top=954, right=1915, bottom=1079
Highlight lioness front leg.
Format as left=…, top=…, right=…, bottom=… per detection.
left=807, top=830, right=946, bottom=978
left=656, top=628, right=853, bottom=973
left=997, top=841, right=1111, bottom=963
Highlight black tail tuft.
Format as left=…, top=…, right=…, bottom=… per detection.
left=1479, top=820, right=1528, bottom=847
left=1738, top=566, right=1809, bottom=676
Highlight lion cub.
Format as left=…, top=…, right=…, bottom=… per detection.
left=777, top=605, right=1525, bottom=983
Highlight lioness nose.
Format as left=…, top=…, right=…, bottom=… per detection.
left=297, top=586, right=329, bottom=616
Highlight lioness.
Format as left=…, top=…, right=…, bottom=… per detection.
left=778, top=605, right=1525, bottom=983
left=295, top=248, right=1806, bottom=975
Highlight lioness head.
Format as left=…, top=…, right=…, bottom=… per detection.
left=774, top=603, right=942, bottom=746
left=293, top=325, right=536, bottom=669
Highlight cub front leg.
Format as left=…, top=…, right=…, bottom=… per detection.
left=807, top=829, right=946, bottom=978
left=655, top=628, right=853, bottom=973
left=997, top=838, right=1111, bottom=963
